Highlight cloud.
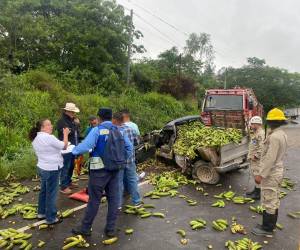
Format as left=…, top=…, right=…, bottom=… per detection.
left=118, top=0, right=300, bottom=72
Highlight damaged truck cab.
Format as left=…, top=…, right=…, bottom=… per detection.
left=156, top=87, right=263, bottom=184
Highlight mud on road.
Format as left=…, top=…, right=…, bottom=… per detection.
left=0, top=126, right=300, bottom=250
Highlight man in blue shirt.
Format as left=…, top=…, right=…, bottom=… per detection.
left=120, top=109, right=140, bottom=136
left=119, top=117, right=142, bottom=208
left=71, top=108, right=133, bottom=237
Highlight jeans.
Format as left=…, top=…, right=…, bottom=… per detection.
left=119, top=162, right=141, bottom=206
left=81, top=169, right=120, bottom=233
left=37, top=167, right=60, bottom=224
left=60, top=153, right=75, bottom=190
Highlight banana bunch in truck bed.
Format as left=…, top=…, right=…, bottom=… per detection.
left=173, top=121, right=243, bottom=159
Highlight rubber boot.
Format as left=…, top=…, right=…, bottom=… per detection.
left=251, top=211, right=276, bottom=236
left=246, top=187, right=256, bottom=196
left=246, top=187, right=260, bottom=200
left=271, top=209, right=278, bottom=229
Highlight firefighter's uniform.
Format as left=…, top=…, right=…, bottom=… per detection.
left=251, top=108, right=288, bottom=236
left=248, top=127, right=265, bottom=188
left=260, top=128, right=287, bottom=214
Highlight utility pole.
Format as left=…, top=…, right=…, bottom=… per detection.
left=178, top=53, right=182, bottom=79
left=126, top=9, right=133, bottom=85
left=224, top=68, right=227, bottom=89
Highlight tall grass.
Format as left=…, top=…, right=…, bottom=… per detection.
left=0, top=70, right=197, bottom=179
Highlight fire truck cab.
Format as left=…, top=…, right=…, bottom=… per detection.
left=201, top=88, right=263, bottom=131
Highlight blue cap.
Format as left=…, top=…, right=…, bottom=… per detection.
left=97, top=107, right=112, bottom=120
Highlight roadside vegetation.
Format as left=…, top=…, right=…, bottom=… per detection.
left=1, top=0, right=300, bottom=178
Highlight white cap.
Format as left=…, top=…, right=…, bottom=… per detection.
left=250, top=116, right=263, bottom=125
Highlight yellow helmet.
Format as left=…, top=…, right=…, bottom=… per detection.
left=266, top=108, right=287, bottom=121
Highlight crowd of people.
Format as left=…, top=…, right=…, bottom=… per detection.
left=29, top=102, right=142, bottom=237
left=29, top=104, right=288, bottom=239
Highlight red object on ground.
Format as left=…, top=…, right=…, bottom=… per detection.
left=69, top=188, right=89, bottom=203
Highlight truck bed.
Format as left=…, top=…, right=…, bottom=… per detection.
left=215, top=136, right=249, bottom=173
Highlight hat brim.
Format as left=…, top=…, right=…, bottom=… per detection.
left=63, top=107, right=80, bottom=113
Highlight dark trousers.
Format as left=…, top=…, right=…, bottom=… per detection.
left=60, top=153, right=75, bottom=189
left=81, top=169, right=120, bottom=233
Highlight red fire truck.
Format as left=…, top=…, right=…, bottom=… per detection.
left=201, top=87, right=263, bottom=130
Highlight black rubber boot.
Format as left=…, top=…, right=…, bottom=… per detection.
left=246, top=187, right=256, bottom=196
left=271, top=209, right=278, bottom=230
left=252, top=211, right=276, bottom=236
left=246, top=187, right=260, bottom=200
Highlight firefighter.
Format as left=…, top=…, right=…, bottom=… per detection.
left=246, top=116, right=265, bottom=200
left=252, top=108, right=288, bottom=236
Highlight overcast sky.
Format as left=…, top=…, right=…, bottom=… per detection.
left=117, top=0, right=300, bottom=72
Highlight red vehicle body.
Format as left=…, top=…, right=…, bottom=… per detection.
left=201, top=87, right=263, bottom=131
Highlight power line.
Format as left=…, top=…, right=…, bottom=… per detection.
left=133, top=12, right=182, bottom=48
left=121, top=4, right=184, bottom=58
left=127, top=1, right=244, bottom=63
left=128, top=0, right=189, bottom=37
left=121, top=2, right=241, bottom=65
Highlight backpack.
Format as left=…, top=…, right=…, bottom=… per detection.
left=102, top=125, right=127, bottom=171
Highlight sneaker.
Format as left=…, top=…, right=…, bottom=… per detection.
left=133, top=202, right=143, bottom=209
left=72, top=227, right=92, bottom=236
left=104, top=229, right=116, bottom=238
left=139, top=172, right=146, bottom=181
left=60, top=187, right=72, bottom=194
left=46, top=217, right=63, bottom=225
left=37, top=214, right=46, bottom=220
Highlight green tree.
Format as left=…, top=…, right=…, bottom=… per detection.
left=131, top=61, right=160, bottom=92
left=218, top=59, right=300, bottom=111
left=0, top=0, right=143, bottom=80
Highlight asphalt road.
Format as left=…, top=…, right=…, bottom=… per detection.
left=1, top=126, right=299, bottom=250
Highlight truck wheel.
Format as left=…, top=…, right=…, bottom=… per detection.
left=192, top=160, right=220, bottom=184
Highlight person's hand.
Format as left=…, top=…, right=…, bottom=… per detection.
left=255, top=175, right=262, bottom=184
left=74, top=118, right=80, bottom=124
left=63, top=127, right=70, bottom=135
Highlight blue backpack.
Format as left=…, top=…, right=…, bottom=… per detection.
left=102, top=125, right=127, bottom=171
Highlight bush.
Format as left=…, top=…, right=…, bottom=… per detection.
left=0, top=147, right=37, bottom=180
left=0, top=70, right=197, bottom=179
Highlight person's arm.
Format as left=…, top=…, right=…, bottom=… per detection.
left=134, top=123, right=140, bottom=136
left=72, top=127, right=99, bottom=155
left=56, top=119, right=65, bottom=141
left=84, top=127, right=91, bottom=138
left=49, top=133, right=67, bottom=150
left=62, top=128, right=70, bottom=149
left=123, top=133, right=133, bottom=160
left=132, top=131, right=140, bottom=147
left=258, top=136, right=280, bottom=178
left=254, top=133, right=264, bottom=160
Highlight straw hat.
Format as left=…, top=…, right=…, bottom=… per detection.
left=63, top=103, right=80, bottom=113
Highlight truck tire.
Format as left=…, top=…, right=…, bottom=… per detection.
left=192, top=160, right=220, bottom=184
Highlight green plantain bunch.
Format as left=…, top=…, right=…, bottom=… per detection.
left=173, top=122, right=243, bottom=159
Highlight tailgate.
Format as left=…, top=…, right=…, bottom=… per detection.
left=219, top=136, right=249, bottom=165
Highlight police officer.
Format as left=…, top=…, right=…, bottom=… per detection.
left=246, top=116, right=265, bottom=200
left=252, top=108, right=287, bottom=236
left=71, top=108, right=133, bottom=237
